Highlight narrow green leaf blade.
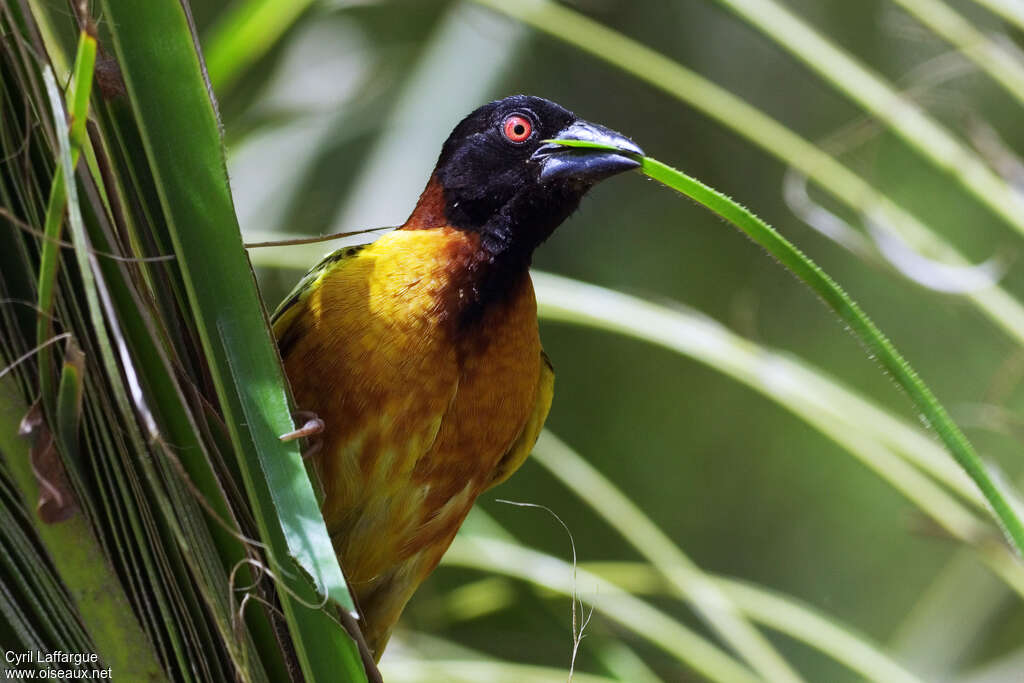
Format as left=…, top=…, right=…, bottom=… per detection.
left=627, top=149, right=1024, bottom=555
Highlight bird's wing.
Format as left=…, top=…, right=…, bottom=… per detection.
left=271, top=244, right=369, bottom=354
left=485, top=350, right=554, bottom=490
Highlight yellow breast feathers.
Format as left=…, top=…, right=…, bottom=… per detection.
left=272, top=227, right=554, bottom=654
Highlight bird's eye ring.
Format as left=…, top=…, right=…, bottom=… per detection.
left=502, top=114, right=532, bottom=143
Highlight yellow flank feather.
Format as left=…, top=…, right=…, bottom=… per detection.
left=272, top=227, right=552, bottom=657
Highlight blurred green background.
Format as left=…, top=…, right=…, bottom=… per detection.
left=197, top=0, right=1024, bottom=679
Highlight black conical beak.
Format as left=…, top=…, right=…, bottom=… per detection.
left=532, top=120, right=643, bottom=183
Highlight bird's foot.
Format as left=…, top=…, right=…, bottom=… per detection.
left=279, top=410, right=325, bottom=460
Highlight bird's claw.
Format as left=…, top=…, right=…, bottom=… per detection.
left=279, top=411, right=325, bottom=460
left=279, top=417, right=324, bottom=442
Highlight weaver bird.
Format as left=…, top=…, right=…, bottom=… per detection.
left=272, top=95, right=641, bottom=660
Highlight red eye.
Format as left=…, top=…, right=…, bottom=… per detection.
left=502, top=114, right=532, bottom=142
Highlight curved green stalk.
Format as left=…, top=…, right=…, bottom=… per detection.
left=646, top=151, right=1024, bottom=554
left=553, top=141, right=1024, bottom=554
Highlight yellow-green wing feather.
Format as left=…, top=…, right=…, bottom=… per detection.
left=271, top=244, right=368, bottom=354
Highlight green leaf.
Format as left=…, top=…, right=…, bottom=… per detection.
left=546, top=142, right=1024, bottom=556
left=95, top=1, right=367, bottom=680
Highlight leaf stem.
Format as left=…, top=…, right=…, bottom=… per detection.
left=553, top=139, right=1024, bottom=556
left=641, top=153, right=1024, bottom=554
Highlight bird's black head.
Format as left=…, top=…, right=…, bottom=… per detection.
left=408, top=95, right=642, bottom=263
